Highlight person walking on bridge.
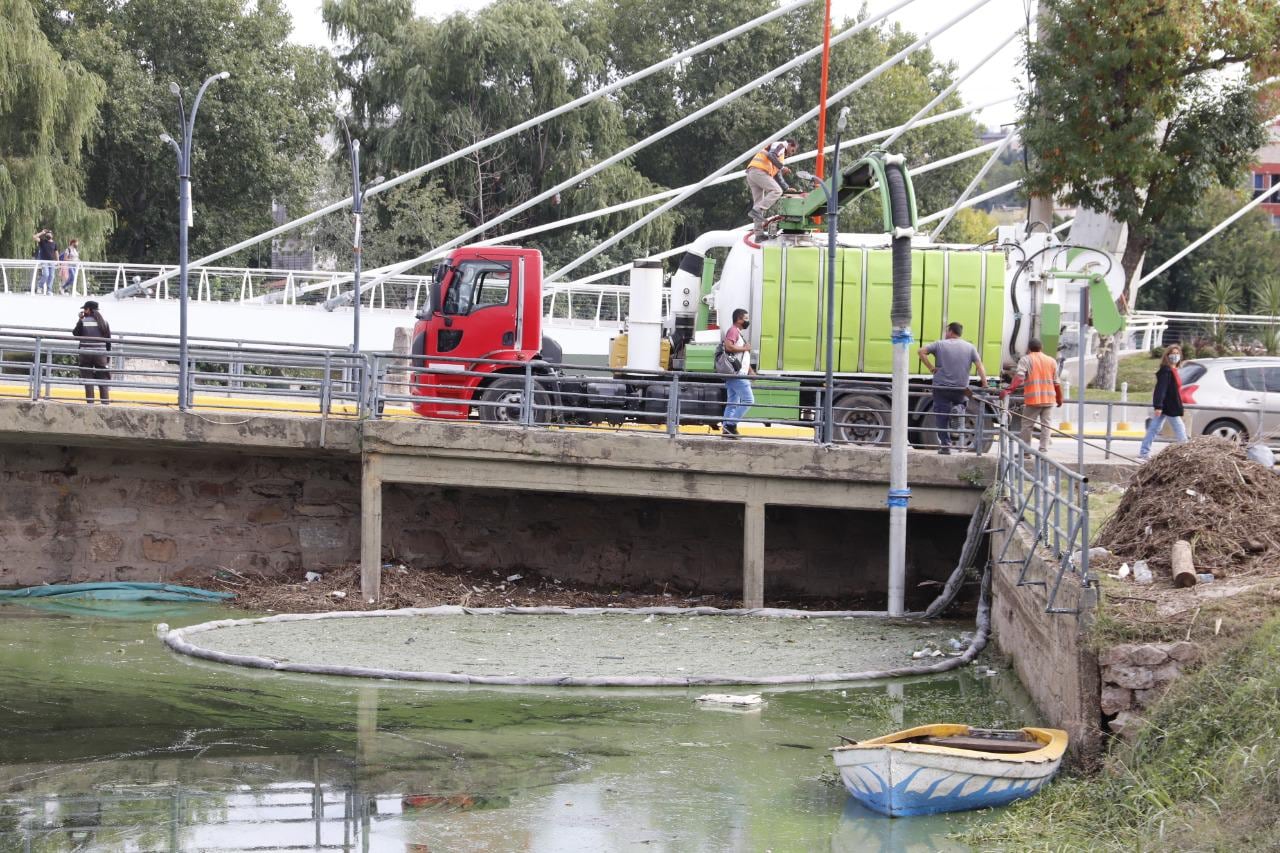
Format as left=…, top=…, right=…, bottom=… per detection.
left=1003, top=337, right=1062, bottom=452
left=745, top=140, right=797, bottom=241
left=72, top=300, right=112, bottom=404
left=918, top=322, right=988, bottom=454
left=33, top=229, right=58, bottom=294
left=720, top=308, right=755, bottom=438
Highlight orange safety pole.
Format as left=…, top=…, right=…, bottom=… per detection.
left=814, top=0, right=834, bottom=179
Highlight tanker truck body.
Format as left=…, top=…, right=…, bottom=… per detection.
left=661, top=224, right=1127, bottom=441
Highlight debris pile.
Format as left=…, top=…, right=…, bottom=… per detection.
left=1096, top=438, right=1280, bottom=577
left=208, top=563, right=746, bottom=613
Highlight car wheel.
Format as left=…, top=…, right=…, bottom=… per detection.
left=1204, top=418, right=1248, bottom=443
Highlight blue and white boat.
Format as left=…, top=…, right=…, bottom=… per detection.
left=830, top=724, right=1068, bottom=817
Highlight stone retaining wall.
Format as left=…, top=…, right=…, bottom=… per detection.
left=1099, top=641, right=1202, bottom=738
left=0, top=441, right=968, bottom=600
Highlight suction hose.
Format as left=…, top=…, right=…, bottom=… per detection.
left=885, top=161, right=914, bottom=617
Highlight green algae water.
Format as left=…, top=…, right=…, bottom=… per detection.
left=0, top=604, right=1042, bottom=851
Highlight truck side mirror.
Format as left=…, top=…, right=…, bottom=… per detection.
left=417, top=280, right=442, bottom=320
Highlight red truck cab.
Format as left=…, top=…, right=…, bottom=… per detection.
left=410, top=246, right=547, bottom=418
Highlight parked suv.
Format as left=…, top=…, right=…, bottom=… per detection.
left=1176, top=357, right=1280, bottom=443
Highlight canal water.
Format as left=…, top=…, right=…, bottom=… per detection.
left=0, top=603, right=1041, bottom=852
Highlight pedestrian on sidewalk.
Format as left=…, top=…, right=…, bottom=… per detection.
left=72, top=300, right=112, bottom=404
left=719, top=308, right=754, bottom=437
left=1138, top=344, right=1188, bottom=460
left=918, top=322, right=988, bottom=454
left=1003, top=337, right=1062, bottom=451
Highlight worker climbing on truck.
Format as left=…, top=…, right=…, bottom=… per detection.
left=745, top=139, right=798, bottom=241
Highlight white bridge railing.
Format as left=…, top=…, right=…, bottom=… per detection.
left=1, top=258, right=667, bottom=328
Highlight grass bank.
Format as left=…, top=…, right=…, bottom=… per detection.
left=1083, top=352, right=1160, bottom=401
left=965, top=616, right=1280, bottom=851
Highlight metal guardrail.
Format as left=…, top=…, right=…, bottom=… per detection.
left=994, top=419, right=1091, bottom=614
left=2, top=329, right=1000, bottom=450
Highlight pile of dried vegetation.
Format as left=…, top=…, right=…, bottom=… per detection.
left=1096, top=437, right=1280, bottom=577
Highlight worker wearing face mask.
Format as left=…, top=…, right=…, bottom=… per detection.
left=719, top=308, right=755, bottom=437
left=1138, top=344, right=1189, bottom=460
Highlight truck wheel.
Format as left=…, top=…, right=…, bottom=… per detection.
left=479, top=376, right=550, bottom=424
left=832, top=393, right=889, bottom=445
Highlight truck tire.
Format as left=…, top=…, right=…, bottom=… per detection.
left=479, top=375, right=551, bottom=424
left=832, top=393, right=890, bottom=446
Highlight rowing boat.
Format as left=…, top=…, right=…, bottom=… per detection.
left=830, top=724, right=1068, bottom=817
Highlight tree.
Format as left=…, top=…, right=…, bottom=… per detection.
left=40, top=0, right=334, bottom=262
left=326, top=0, right=676, bottom=273
left=325, top=0, right=985, bottom=279
left=1022, top=0, right=1280, bottom=387
left=937, top=207, right=998, bottom=245
left=598, top=0, right=984, bottom=241
left=1139, top=186, right=1280, bottom=314
left=0, top=0, right=112, bottom=257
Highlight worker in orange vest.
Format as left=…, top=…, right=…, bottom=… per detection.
left=1003, top=337, right=1063, bottom=452
left=745, top=140, right=798, bottom=240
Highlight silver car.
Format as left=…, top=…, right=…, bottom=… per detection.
left=1177, top=357, right=1280, bottom=443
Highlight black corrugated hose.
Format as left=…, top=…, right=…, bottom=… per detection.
left=886, top=164, right=913, bottom=330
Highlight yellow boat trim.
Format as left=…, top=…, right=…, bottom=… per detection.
left=832, top=724, right=1069, bottom=764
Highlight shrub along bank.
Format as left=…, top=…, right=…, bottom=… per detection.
left=965, top=615, right=1280, bottom=851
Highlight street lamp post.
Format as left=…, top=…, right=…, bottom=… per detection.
left=338, top=121, right=385, bottom=354
left=161, top=71, right=229, bottom=411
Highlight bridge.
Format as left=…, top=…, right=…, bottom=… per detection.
left=0, top=398, right=992, bottom=608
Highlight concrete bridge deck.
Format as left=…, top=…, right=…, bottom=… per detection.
left=0, top=400, right=995, bottom=606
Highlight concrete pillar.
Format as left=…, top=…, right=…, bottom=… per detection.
left=743, top=499, right=765, bottom=608
left=361, top=453, right=383, bottom=604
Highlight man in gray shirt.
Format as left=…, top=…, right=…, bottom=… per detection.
left=918, top=322, right=989, bottom=454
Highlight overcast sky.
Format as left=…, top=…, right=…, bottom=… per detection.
left=282, top=0, right=1025, bottom=128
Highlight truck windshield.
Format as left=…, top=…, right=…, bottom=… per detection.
left=442, top=261, right=511, bottom=315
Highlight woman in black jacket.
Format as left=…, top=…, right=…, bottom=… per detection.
left=1138, top=344, right=1188, bottom=460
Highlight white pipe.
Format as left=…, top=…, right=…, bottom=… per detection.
left=1137, top=180, right=1280, bottom=286
left=928, top=131, right=1017, bottom=239
left=1052, top=218, right=1074, bottom=234
left=121, top=0, right=821, bottom=298
left=887, top=339, right=909, bottom=616
left=327, top=0, right=925, bottom=308
left=548, top=0, right=998, bottom=282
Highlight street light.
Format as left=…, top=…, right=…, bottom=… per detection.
left=161, top=71, right=229, bottom=410
left=798, top=106, right=850, bottom=444
left=337, top=117, right=385, bottom=354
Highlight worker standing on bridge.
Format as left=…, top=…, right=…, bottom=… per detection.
left=1003, top=337, right=1062, bottom=452
left=745, top=140, right=798, bottom=241
left=72, top=300, right=112, bottom=404
left=720, top=308, right=754, bottom=438
left=918, top=322, right=988, bottom=455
